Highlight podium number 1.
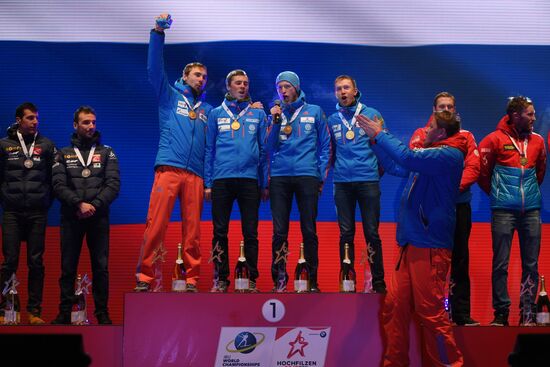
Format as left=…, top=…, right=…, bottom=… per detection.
left=262, top=299, right=285, bottom=323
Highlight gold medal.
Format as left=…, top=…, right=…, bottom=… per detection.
left=520, top=156, right=528, bottom=166
left=283, top=125, right=293, bottom=135
left=188, top=110, right=197, bottom=120
left=231, top=120, right=241, bottom=130
left=82, top=168, right=91, bottom=177
left=345, top=130, right=355, bottom=140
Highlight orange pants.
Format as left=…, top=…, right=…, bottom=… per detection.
left=382, top=245, right=463, bottom=367
left=136, top=167, right=203, bottom=287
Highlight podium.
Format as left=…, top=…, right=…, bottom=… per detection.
left=123, top=292, right=422, bottom=366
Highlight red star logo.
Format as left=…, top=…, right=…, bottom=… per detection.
left=287, top=331, right=308, bottom=358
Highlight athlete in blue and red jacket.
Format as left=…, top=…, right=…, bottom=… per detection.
left=478, top=96, right=546, bottom=326
left=359, top=110, right=466, bottom=367
left=135, top=14, right=213, bottom=293
left=409, top=92, right=481, bottom=326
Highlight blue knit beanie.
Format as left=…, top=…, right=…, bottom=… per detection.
left=276, top=71, right=300, bottom=93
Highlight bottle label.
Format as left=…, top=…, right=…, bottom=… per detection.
left=536, top=312, right=550, bottom=324
left=4, top=310, right=18, bottom=324
left=235, top=278, right=250, bottom=290
left=71, top=311, right=79, bottom=324
left=342, top=280, right=355, bottom=292
left=71, top=310, right=87, bottom=325
left=172, top=279, right=187, bottom=292
left=294, top=279, right=309, bottom=292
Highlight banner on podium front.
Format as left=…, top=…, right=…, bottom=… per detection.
left=215, top=326, right=331, bottom=366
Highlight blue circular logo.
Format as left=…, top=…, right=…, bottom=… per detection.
left=234, top=331, right=257, bottom=354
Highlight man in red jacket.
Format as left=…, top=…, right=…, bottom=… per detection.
left=409, top=92, right=480, bottom=326
left=478, top=96, right=547, bottom=326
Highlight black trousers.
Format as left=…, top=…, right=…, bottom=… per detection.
left=450, top=202, right=473, bottom=319
left=334, top=181, right=385, bottom=285
left=270, top=176, right=320, bottom=287
left=58, top=213, right=110, bottom=315
left=211, top=178, right=260, bottom=282
left=0, top=210, right=47, bottom=314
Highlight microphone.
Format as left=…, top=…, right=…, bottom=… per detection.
left=273, top=99, right=282, bottom=124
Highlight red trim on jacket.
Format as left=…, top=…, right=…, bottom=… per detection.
left=409, top=116, right=480, bottom=193
left=477, top=115, right=547, bottom=194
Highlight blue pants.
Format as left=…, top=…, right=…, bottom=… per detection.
left=491, top=209, right=541, bottom=314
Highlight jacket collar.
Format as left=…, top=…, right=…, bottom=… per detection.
left=71, top=131, right=100, bottom=149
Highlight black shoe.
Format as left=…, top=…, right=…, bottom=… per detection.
left=453, top=316, right=480, bottom=326
left=372, top=281, right=387, bottom=294
left=490, top=312, right=509, bottom=326
left=309, top=284, right=321, bottom=293
left=185, top=283, right=199, bottom=293
left=134, top=281, right=150, bottom=292
left=96, top=312, right=112, bottom=325
left=248, top=281, right=260, bottom=293
left=51, top=312, right=71, bottom=325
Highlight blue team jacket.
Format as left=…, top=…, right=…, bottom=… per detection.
left=147, top=30, right=213, bottom=178
left=328, top=100, right=384, bottom=182
left=204, top=98, right=268, bottom=188
left=266, top=91, right=331, bottom=181
left=372, top=131, right=467, bottom=249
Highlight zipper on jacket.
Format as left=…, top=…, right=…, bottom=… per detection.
left=520, top=165, right=525, bottom=213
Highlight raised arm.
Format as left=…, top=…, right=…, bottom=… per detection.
left=147, top=14, right=174, bottom=106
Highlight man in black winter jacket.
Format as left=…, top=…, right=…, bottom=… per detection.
left=51, top=105, right=120, bottom=325
left=0, top=102, right=56, bottom=324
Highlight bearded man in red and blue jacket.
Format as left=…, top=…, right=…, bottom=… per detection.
left=478, top=96, right=547, bottom=326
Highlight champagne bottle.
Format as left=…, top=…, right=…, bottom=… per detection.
left=339, top=243, right=356, bottom=292
left=71, top=274, right=88, bottom=325
left=4, top=288, right=20, bottom=325
left=172, top=243, right=187, bottom=292
left=234, top=241, right=250, bottom=292
left=536, top=275, right=550, bottom=326
left=294, top=243, right=310, bottom=293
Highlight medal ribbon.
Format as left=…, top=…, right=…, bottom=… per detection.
left=504, top=132, right=528, bottom=163
left=338, top=102, right=363, bottom=133
left=16, top=131, right=37, bottom=160
left=281, top=105, right=305, bottom=129
left=221, top=101, right=251, bottom=123
left=74, top=145, right=96, bottom=169
left=182, top=95, right=202, bottom=115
